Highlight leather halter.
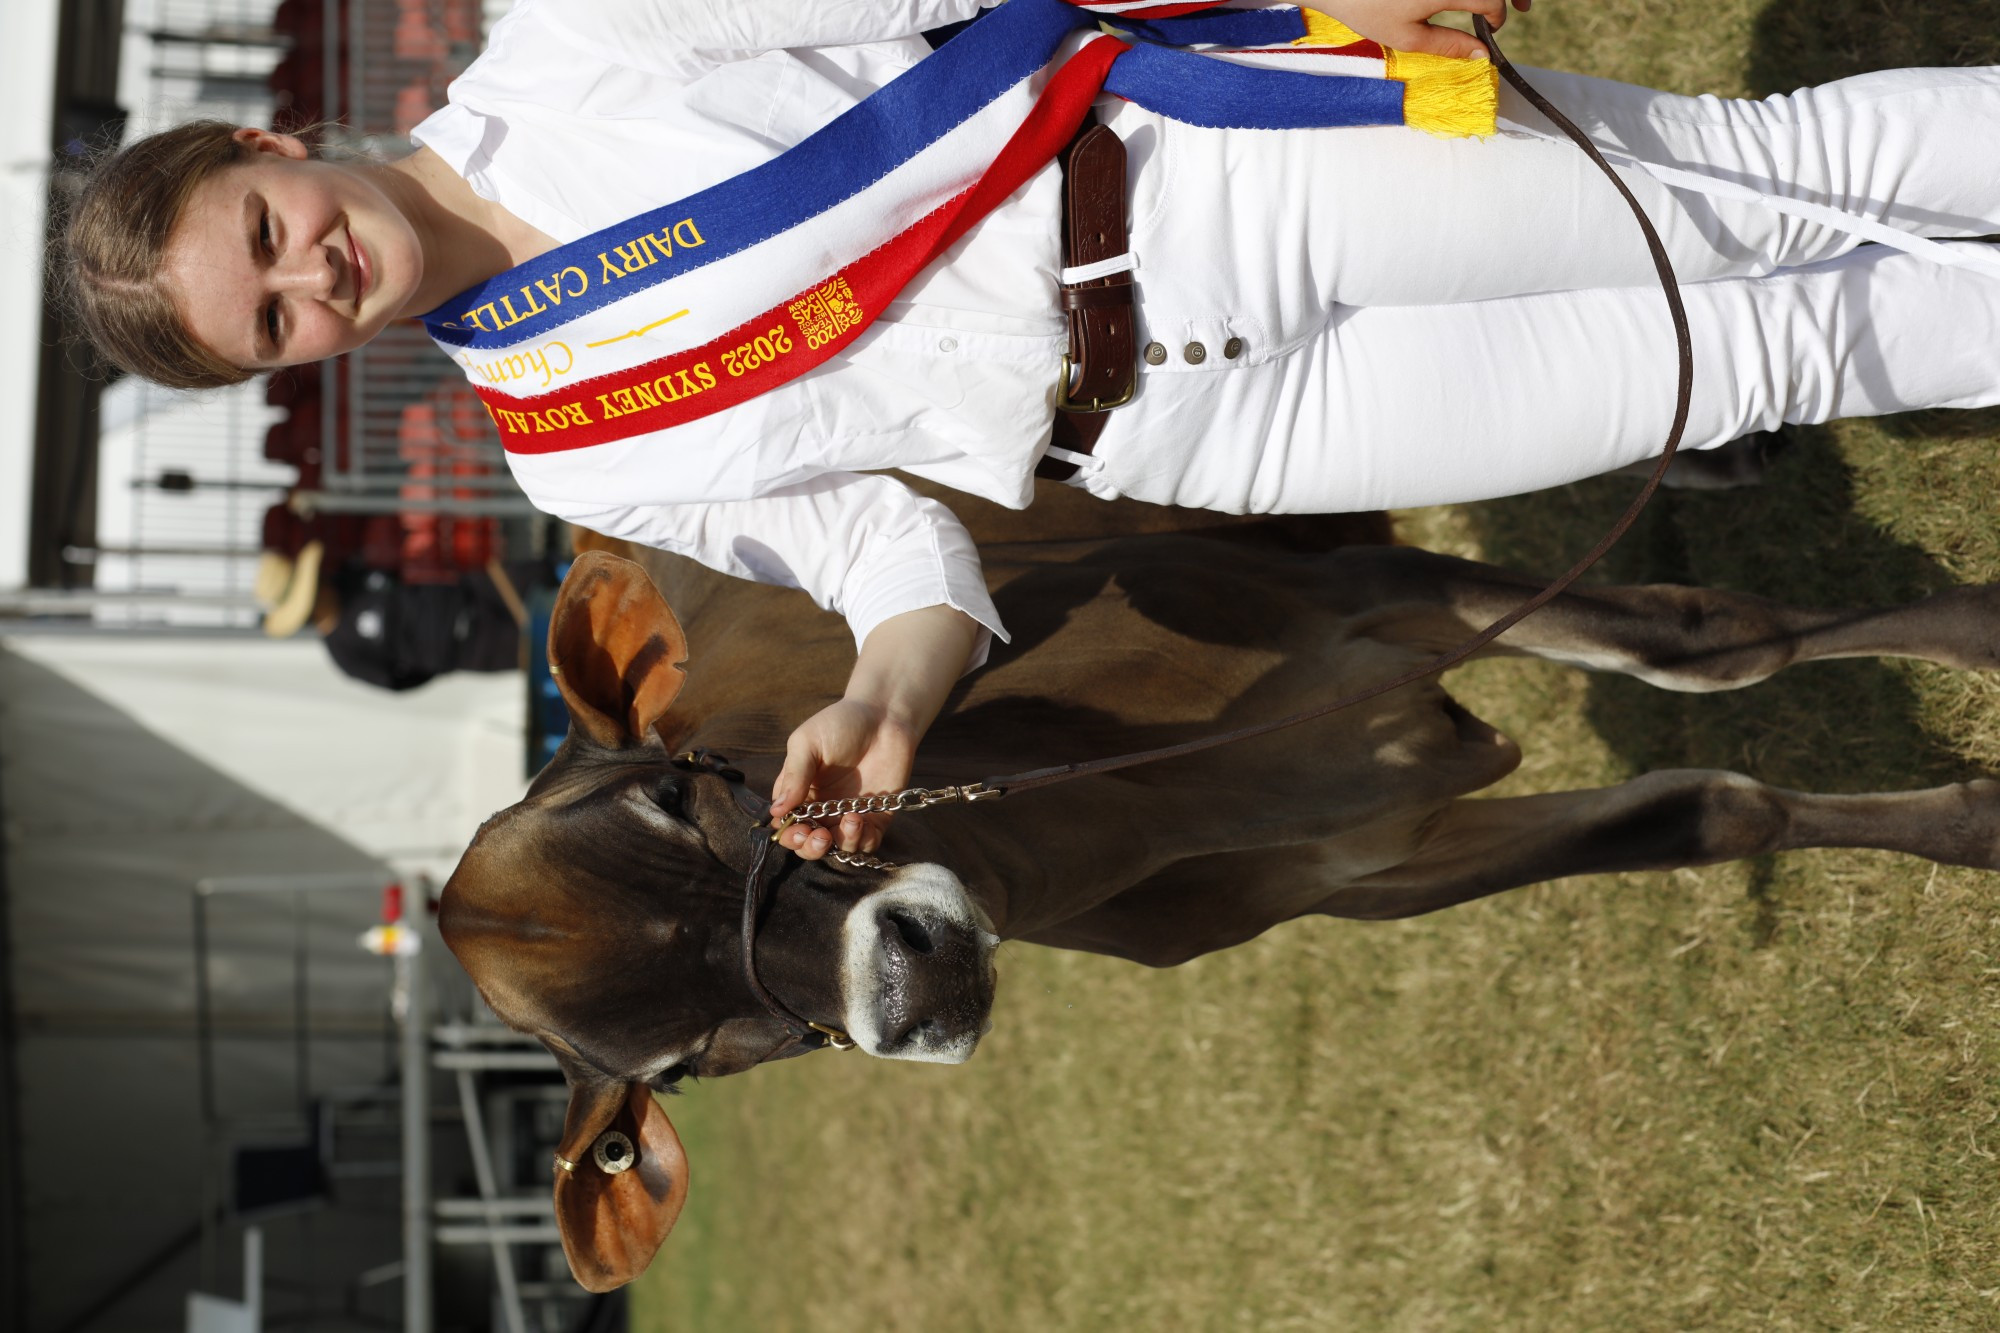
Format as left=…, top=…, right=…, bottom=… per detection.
left=753, top=24, right=1696, bottom=1058
left=669, top=749, right=859, bottom=1052
left=740, top=834, right=856, bottom=1052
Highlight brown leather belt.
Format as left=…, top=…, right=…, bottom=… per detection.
left=1035, top=123, right=1136, bottom=483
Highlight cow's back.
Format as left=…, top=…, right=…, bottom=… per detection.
left=567, top=482, right=1400, bottom=766
left=564, top=489, right=1503, bottom=797
left=565, top=492, right=1524, bottom=948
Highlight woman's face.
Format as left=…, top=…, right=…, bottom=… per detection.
left=162, top=129, right=425, bottom=371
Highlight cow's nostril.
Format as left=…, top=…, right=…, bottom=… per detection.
left=892, top=1017, right=939, bottom=1049
left=885, top=909, right=933, bottom=955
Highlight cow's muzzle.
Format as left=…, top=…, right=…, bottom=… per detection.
left=837, top=865, right=997, bottom=1063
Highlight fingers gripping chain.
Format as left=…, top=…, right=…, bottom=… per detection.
left=771, top=783, right=1001, bottom=840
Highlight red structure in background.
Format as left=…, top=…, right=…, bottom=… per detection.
left=397, top=381, right=499, bottom=582
left=266, top=0, right=344, bottom=131
left=260, top=0, right=502, bottom=594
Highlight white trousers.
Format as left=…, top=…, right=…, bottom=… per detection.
left=1089, top=66, right=2000, bottom=513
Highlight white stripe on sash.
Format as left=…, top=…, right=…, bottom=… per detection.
left=459, top=66, right=1058, bottom=401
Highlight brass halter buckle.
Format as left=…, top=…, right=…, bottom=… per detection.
left=808, top=1022, right=856, bottom=1051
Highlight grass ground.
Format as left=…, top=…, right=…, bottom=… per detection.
left=635, top=4, right=2000, bottom=1328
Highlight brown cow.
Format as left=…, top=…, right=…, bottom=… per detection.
left=440, top=513, right=2000, bottom=1291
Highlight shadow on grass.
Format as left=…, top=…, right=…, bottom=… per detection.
left=1460, top=426, right=1987, bottom=796
left=1455, top=2, right=2000, bottom=800
left=1746, top=0, right=2000, bottom=95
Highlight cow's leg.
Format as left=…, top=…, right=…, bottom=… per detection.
left=1320, top=770, right=2000, bottom=920
left=1326, top=547, right=2000, bottom=691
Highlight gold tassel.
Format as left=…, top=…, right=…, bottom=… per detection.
left=1387, top=48, right=1498, bottom=138
left=1295, top=10, right=1368, bottom=48
left=1295, top=10, right=1497, bottom=137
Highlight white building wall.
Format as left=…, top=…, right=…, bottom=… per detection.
left=0, top=0, right=62, bottom=593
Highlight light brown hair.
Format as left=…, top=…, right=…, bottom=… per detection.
left=60, top=120, right=253, bottom=390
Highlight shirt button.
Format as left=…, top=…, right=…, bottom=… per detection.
left=1184, top=341, right=1207, bottom=365
left=1223, top=337, right=1244, bottom=359
left=1143, top=342, right=1167, bottom=365
left=938, top=337, right=958, bottom=353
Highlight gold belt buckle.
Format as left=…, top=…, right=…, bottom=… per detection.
left=1054, top=352, right=1135, bottom=414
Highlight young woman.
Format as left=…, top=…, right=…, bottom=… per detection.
left=64, top=0, right=2000, bottom=861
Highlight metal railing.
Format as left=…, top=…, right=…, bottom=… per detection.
left=191, top=872, right=591, bottom=1332
left=75, top=0, right=537, bottom=631
left=312, top=0, right=539, bottom=521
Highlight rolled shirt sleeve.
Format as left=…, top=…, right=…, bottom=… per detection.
left=546, top=471, right=1008, bottom=672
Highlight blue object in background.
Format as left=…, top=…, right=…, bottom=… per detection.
left=525, top=559, right=572, bottom=777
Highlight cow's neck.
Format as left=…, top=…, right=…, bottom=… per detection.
left=629, top=544, right=1329, bottom=939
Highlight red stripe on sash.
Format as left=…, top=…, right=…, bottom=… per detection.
left=1315, top=40, right=1386, bottom=59
left=480, top=36, right=1128, bottom=456
left=1220, top=41, right=1386, bottom=59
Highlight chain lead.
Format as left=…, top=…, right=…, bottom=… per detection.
left=768, top=783, right=1003, bottom=861
left=782, top=782, right=998, bottom=824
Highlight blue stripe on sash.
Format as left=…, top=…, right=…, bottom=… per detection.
left=424, top=0, right=1090, bottom=349
left=1111, top=7, right=1307, bottom=49
left=1103, top=41, right=1406, bottom=129
left=427, top=0, right=1418, bottom=355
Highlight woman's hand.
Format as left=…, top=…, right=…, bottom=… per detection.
left=771, top=605, right=983, bottom=859
left=772, top=698, right=919, bottom=858
left=1320, top=0, right=1531, bottom=60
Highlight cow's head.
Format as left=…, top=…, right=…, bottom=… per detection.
left=439, top=552, right=998, bottom=1289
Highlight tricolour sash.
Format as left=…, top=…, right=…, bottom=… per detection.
left=421, top=0, right=1496, bottom=456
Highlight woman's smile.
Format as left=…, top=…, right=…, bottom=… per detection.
left=161, top=128, right=424, bottom=371
left=349, top=229, right=371, bottom=302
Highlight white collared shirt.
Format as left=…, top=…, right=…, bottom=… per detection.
left=412, top=0, right=1071, bottom=662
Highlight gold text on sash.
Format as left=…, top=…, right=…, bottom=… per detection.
left=479, top=269, right=869, bottom=442
left=459, top=340, right=575, bottom=390
left=593, top=361, right=721, bottom=422
left=598, top=218, right=709, bottom=284
left=482, top=400, right=598, bottom=435
left=450, top=215, right=709, bottom=335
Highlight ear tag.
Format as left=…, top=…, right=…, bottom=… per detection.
left=592, top=1129, right=637, bottom=1175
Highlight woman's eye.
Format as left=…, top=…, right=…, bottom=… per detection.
left=259, top=210, right=273, bottom=255
left=264, top=301, right=281, bottom=345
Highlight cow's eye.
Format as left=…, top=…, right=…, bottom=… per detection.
left=652, top=1063, right=691, bottom=1092
left=650, top=776, right=690, bottom=816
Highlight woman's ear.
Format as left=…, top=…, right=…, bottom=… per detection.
left=230, top=127, right=312, bottom=160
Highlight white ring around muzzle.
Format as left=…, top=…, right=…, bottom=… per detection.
left=837, top=864, right=997, bottom=1063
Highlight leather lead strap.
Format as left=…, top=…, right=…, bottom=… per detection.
left=763, top=31, right=1699, bottom=982
left=980, top=22, right=1697, bottom=800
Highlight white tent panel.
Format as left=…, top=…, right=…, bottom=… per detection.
left=5, top=634, right=529, bottom=881
left=0, top=641, right=476, bottom=1332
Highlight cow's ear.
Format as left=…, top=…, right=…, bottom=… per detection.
left=550, top=1071, right=690, bottom=1292
left=548, top=551, right=690, bottom=749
